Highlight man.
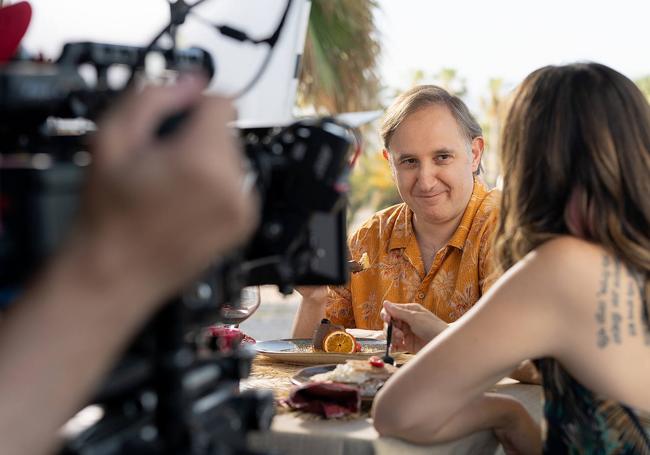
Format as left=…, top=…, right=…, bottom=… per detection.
left=293, top=85, right=499, bottom=335
left=0, top=76, right=258, bottom=454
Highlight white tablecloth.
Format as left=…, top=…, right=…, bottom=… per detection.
left=243, top=356, right=543, bottom=455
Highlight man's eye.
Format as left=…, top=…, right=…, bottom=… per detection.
left=436, top=154, right=452, bottom=162
left=400, top=158, right=417, bottom=166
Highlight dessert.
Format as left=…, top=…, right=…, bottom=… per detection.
left=313, top=318, right=361, bottom=353
left=313, top=318, right=343, bottom=349
left=310, top=356, right=397, bottom=396
left=322, top=331, right=356, bottom=354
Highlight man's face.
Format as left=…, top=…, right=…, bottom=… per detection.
left=384, top=104, right=483, bottom=227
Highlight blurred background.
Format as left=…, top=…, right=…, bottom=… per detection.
left=20, top=0, right=650, bottom=340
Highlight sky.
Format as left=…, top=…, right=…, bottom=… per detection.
left=20, top=0, right=650, bottom=111
left=376, top=0, right=650, bottom=108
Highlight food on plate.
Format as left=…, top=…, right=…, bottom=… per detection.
left=310, top=356, right=398, bottom=396
left=313, top=318, right=344, bottom=349
left=322, top=331, right=357, bottom=354
left=313, top=319, right=360, bottom=353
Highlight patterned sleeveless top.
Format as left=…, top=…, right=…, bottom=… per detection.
left=535, top=358, right=650, bottom=454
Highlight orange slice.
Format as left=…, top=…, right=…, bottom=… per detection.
left=322, top=331, right=356, bottom=354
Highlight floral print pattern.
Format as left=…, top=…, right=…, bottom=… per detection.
left=326, top=178, right=500, bottom=329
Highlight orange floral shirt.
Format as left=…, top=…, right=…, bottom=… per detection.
left=326, top=178, right=500, bottom=329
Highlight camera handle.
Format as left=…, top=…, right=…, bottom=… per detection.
left=154, top=298, right=275, bottom=454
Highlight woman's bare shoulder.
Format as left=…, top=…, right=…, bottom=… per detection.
left=528, top=236, right=609, bottom=275
left=506, top=236, right=609, bottom=309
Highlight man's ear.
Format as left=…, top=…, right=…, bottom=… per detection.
left=382, top=149, right=390, bottom=161
left=470, top=137, right=484, bottom=172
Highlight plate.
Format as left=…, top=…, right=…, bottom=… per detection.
left=290, top=364, right=377, bottom=402
left=254, top=338, right=385, bottom=365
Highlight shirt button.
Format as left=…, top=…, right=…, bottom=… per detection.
left=417, top=292, right=425, bottom=300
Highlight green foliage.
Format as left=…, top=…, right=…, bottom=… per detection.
left=298, top=0, right=382, bottom=114
left=635, top=76, right=650, bottom=103
left=348, top=147, right=401, bottom=224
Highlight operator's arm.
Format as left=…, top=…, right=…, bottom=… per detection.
left=0, top=245, right=163, bottom=455
left=0, top=77, right=257, bottom=454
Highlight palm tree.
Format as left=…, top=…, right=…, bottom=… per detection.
left=298, top=0, right=382, bottom=114
left=405, top=67, right=467, bottom=98
left=479, top=78, right=507, bottom=186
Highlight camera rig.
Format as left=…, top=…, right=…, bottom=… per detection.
left=0, top=1, right=354, bottom=453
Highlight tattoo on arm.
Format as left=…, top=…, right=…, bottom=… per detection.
left=595, top=254, right=650, bottom=348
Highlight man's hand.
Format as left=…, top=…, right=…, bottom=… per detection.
left=493, top=397, right=542, bottom=454
left=381, top=301, right=448, bottom=353
left=508, top=360, right=542, bottom=385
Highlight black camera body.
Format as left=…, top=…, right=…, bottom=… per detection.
left=0, top=41, right=352, bottom=454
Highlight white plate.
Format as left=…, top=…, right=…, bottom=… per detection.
left=255, top=338, right=386, bottom=365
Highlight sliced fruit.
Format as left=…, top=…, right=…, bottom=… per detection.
left=323, top=330, right=356, bottom=354
left=354, top=341, right=362, bottom=352
left=368, top=356, right=385, bottom=368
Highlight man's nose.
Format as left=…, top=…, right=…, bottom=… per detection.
left=417, top=162, right=438, bottom=191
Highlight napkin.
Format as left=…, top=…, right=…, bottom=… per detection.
left=283, top=382, right=361, bottom=419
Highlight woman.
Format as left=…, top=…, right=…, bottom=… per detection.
left=372, top=62, right=650, bottom=453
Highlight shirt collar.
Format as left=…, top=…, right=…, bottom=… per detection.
left=389, top=177, right=489, bottom=252
left=388, top=204, right=412, bottom=251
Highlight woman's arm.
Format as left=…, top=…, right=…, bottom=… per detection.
left=375, top=392, right=540, bottom=453
left=373, top=238, right=582, bottom=444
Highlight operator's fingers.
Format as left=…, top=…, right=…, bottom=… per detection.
left=95, top=74, right=208, bottom=168
left=162, top=94, right=244, bottom=190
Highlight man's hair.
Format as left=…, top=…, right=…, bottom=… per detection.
left=380, top=85, right=483, bottom=174
left=380, top=85, right=483, bottom=150
left=495, top=62, right=650, bottom=317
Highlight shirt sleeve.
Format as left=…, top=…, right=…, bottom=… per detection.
left=324, top=227, right=367, bottom=328
left=324, top=284, right=356, bottom=327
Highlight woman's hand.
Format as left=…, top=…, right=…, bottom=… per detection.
left=380, top=301, right=448, bottom=353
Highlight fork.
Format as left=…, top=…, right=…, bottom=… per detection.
left=382, top=321, right=395, bottom=365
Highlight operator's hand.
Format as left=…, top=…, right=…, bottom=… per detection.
left=381, top=301, right=448, bottom=353
left=70, top=74, right=258, bottom=309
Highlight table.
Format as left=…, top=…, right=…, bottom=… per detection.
left=242, top=355, right=543, bottom=455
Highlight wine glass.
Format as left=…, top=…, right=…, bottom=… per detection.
left=218, top=286, right=261, bottom=328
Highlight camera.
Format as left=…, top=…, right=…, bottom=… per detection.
left=0, top=12, right=353, bottom=455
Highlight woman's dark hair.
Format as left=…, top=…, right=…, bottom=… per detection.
left=496, top=62, right=650, bottom=312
